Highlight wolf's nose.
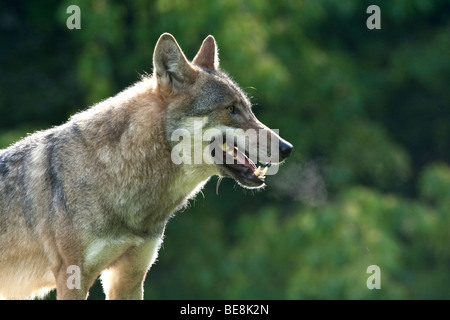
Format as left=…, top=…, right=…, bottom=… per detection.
left=279, top=140, right=293, bottom=159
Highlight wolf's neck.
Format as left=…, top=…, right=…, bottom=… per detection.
left=70, top=82, right=213, bottom=231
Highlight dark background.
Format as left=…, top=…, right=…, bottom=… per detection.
left=0, top=0, right=449, bottom=299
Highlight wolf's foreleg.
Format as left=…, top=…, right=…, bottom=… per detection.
left=100, top=237, right=163, bottom=300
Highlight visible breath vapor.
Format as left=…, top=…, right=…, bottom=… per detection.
left=270, top=161, right=328, bottom=207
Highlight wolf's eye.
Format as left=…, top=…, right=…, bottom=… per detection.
left=227, top=105, right=236, bottom=114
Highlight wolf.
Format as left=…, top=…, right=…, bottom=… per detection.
left=0, top=33, right=293, bottom=299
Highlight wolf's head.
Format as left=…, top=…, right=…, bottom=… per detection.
left=153, top=33, right=293, bottom=189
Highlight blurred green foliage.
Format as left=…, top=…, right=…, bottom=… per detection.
left=0, top=0, right=449, bottom=299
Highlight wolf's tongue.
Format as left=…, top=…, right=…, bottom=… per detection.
left=236, top=147, right=257, bottom=169
left=232, top=146, right=257, bottom=172
left=222, top=145, right=256, bottom=173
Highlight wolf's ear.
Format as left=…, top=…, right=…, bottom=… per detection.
left=193, top=35, right=219, bottom=71
left=153, top=33, right=197, bottom=91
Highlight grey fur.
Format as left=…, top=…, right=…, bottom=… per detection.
left=0, top=33, right=292, bottom=299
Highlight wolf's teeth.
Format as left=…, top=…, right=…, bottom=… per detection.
left=234, top=146, right=238, bottom=151
left=260, top=167, right=268, bottom=177
left=254, top=166, right=261, bottom=176
left=222, top=142, right=227, bottom=151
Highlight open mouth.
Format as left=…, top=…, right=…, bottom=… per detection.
left=214, top=141, right=269, bottom=188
